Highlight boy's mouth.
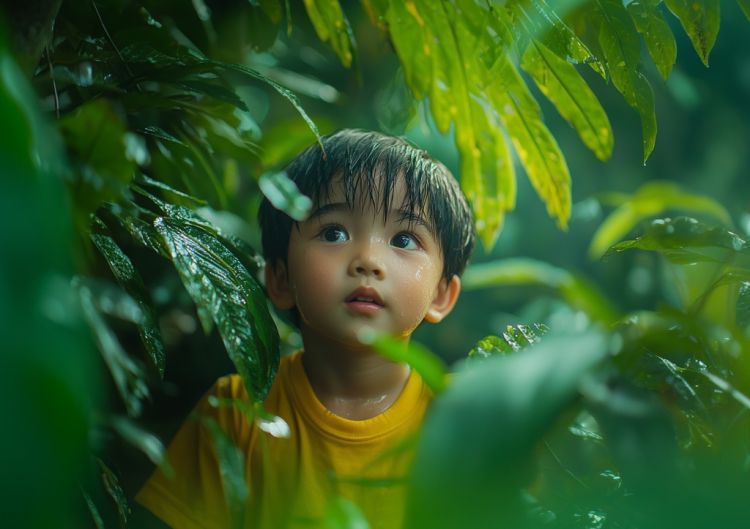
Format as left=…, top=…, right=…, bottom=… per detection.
left=346, top=287, right=384, bottom=307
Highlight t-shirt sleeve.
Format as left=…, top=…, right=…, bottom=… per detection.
left=135, top=375, right=250, bottom=529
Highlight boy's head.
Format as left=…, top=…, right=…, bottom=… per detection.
left=260, top=129, right=475, bottom=280
left=259, top=129, right=475, bottom=341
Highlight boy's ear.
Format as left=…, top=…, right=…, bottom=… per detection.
left=425, top=275, right=461, bottom=324
left=264, top=260, right=296, bottom=310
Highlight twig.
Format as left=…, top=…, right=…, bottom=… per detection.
left=90, top=0, right=141, bottom=91
left=45, top=45, right=60, bottom=119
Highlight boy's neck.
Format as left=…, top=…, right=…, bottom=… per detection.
left=299, top=329, right=411, bottom=420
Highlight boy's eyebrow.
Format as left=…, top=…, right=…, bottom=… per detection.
left=306, top=202, right=433, bottom=231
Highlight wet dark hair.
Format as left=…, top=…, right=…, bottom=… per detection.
left=259, top=129, right=475, bottom=280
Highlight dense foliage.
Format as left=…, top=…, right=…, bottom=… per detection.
left=2, top=1, right=750, bottom=528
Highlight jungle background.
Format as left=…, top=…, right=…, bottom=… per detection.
left=2, top=0, right=750, bottom=528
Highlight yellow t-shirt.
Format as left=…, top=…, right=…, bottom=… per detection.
left=136, top=350, right=431, bottom=529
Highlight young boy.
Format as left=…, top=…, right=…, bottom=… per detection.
left=136, top=129, right=475, bottom=529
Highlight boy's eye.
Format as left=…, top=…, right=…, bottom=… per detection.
left=391, top=232, right=419, bottom=250
left=320, top=226, right=349, bottom=243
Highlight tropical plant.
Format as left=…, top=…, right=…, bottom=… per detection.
left=2, top=1, right=749, bottom=529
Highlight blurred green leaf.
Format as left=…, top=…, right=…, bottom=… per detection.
left=463, top=258, right=620, bottom=323
left=521, top=38, right=613, bottom=161
left=322, top=496, right=370, bottom=529
left=110, top=416, right=168, bottom=469
left=303, top=0, right=355, bottom=67
left=91, top=216, right=166, bottom=377
left=737, top=282, right=750, bottom=330
left=82, top=490, right=105, bottom=529
left=665, top=0, right=720, bottom=66
left=154, top=217, right=279, bottom=401
left=58, top=99, right=136, bottom=226
left=627, top=0, right=677, bottom=80
left=738, top=0, right=750, bottom=21
left=596, top=0, right=657, bottom=162
left=365, top=334, right=447, bottom=394
left=74, top=276, right=149, bottom=417
left=406, top=327, right=610, bottom=529
left=589, top=181, right=732, bottom=259
left=201, top=417, right=249, bottom=528
left=258, top=171, right=312, bottom=221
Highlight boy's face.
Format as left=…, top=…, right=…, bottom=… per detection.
left=266, top=176, right=461, bottom=347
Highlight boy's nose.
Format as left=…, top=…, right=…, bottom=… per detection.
left=348, top=243, right=386, bottom=279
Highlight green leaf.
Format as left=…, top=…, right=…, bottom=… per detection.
left=201, top=417, right=249, bottom=527
left=468, top=323, right=550, bottom=360
left=597, top=0, right=657, bottom=163
left=738, top=0, right=750, bottom=21
left=488, top=57, right=571, bottom=230
left=627, top=0, right=677, bottom=80
left=58, top=99, right=136, bottom=224
left=303, top=0, right=356, bottom=67
left=91, top=216, right=166, bottom=377
left=110, top=416, right=168, bottom=468
left=137, top=173, right=208, bottom=209
left=521, top=39, right=613, bottom=161
left=589, top=181, right=732, bottom=258
left=737, top=282, right=750, bottom=329
left=608, top=217, right=750, bottom=266
left=322, top=496, right=371, bottom=529
left=154, top=217, right=279, bottom=401
left=463, top=258, right=620, bottom=323
left=406, top=326, right=610, bottom=529
left=665, top=0, right=720, bottom=66
left=74, top=276, right=149, bottom=417
left=97, top=458, right=130, bottom=526
left=258, top=171, right=313, bottom=221
left=82, top=490, right=105, bottom=529
left=363, top=333, right=448, bottom=394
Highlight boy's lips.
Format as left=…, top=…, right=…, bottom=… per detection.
left=345, top=287, right=384, bottom=314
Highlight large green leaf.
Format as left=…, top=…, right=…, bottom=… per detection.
left=463, top=258, right=620, bottom=323
left=596, top=0, right=657, bottom=162
left=665, top=0, right=720, bottom=66
left=405, top=326, right=610, bottom=529
left=589, top=181, right=732, bottom=259
left=91, top=216, right=166, bottom=377
left=521, top=38, right=613, bottom=161
left=303, top=0, right=355, bottom=67
left=365, top=334, right=448, bottom=394
left=488, top=57, right=571, bottom=230
left=154, top=217, right=279, bottom=401
left=627, top=0, right=677, bottom=80
left=607, top=217, right=750, bottom=267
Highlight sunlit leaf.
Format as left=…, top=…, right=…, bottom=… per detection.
left=665, top=0, right=720, bottom=66
left=463, top=258, right=619, bottom=323
left=589, top=181, right=732, bottom=258
left=627, top=0, right=677, bottom=80
left=74, top=277, right=149, bottom=417
left=406, top=327, right=610, bottom=529
left=201, top=417, right=249, bottom=527
left=303, top=0, right=355, bottom=67
left=154, top=217, right=279, bottom=401
left=596, top=0, right=657, bottom=162
left=363, top=333, right=447, bottom=394
left=91, top=217, right=166, bottom=376
left=522, top=39, right=613, bottom=161
left=489, top=57, right=571, bottom=230
left=258, top=171, right=313, bottom=221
